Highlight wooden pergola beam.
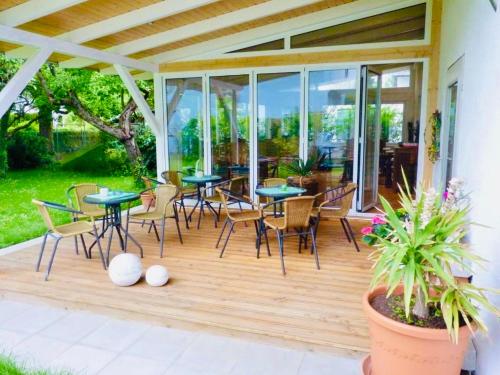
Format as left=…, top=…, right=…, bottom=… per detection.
left=0, top=48, right=52, bottom=119
left=0, top=24, right=158, bottom=73
left=159, top=45, right=432, bottom=72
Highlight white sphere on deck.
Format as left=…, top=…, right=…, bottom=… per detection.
left=108, top=253, right=143, bottom=287
left=145, top=265, right=169, bottom=287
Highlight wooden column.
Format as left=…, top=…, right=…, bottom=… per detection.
left=422, top=0, right=442, bottom=185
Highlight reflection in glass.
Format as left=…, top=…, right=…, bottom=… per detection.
left=446, top=83, right=458, bottom=184
left=166, top=78, right=204, bottom=174
left=362, top=70, right=381, bottom=209
left=209, top=75, right=250, bottom=180
left=256, top=72, right=301, bottom=184
left=308, top=69, right=356, bottom=191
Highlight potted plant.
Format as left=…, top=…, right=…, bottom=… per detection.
left=361, top=177, right=499, bottom=375
left=286, top=152, right=326, bottom=195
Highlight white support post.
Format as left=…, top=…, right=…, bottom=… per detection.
left=153, top=73, right=167, bottom=179
left=0, top=48, right=52, bottom=119
left=114, top=64, right=160, bottom=138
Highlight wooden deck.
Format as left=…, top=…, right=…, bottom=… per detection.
left=0, top=212, right=373, bottom=357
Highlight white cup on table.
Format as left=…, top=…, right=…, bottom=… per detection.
left=99, top=187, right=109, bottom=196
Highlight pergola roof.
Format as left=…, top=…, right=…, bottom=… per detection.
left=0, top=0, right=428, bottom=76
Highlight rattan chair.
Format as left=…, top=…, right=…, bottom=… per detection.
left=66, top=183, right=107, bottom=257
left=311, top=183, right=359, bottom=252
left=161, top=170, right=197, bottom=229
left=215, top=187, right=269, bottom=259
left=66, top=183, right=106, bottom=220
left=258, top=177, right=288, bottom=213
left=204, top=176, right=247, bottom=226
left=126, top=184, right=182, bottom=258
left=263, top=196, right=318, bottom=275
left=32, top=200, right=106, bottom=280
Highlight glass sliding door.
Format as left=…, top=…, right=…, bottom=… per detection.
left=445, top=82, right=458, bottom=184
left=209, top=75, right=250, bottom=180
left=256, top=72, right=301, bottom=184
left=166, top=77, right=204, bottom=174
left=358, top=67, right=382, bottom=211
left=307, top=69, right=357, bottom=191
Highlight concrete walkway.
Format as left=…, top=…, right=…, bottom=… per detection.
left=0, top=299, right=361, bottom=375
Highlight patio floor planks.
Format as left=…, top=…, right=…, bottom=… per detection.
left=0, top=213, right=373, bottom=357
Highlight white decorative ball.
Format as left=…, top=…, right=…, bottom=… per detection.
left=145, top=265, right=169, bottom=287
left=108, top=253, right=143, bottom=287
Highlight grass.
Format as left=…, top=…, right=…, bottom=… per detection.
left=0, top=354, right=71, bottom=375
left=0, top=169, right=139, bottom=249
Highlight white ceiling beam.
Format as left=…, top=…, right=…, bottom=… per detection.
left=147, top=0, right=424, bottom=64
left=7, top=0, right=218, bottom=59
left=0, top=48, right=52, bottom=119
left=60, top=0, right=324, bottom=69
left=0, top=0, right=87, bottom=27
left=0, top=24, right=158, bottom=72
left=114, top=64, right=160, bottom=137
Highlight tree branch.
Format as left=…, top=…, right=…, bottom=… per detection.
left=7, top=116, right=39, bottom=139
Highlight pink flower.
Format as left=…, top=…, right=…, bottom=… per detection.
left=361, top=226, right=373, bottom=235
left=372, top=215, right=386, bottom=225
left=443, top=191, right=449, bottom=200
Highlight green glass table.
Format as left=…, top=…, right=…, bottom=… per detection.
left=181, top=175, right=222, bottom=229
left=84, top=191, right=142, bottom=263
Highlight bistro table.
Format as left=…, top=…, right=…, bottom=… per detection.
left=181, top=174, right=222, bottom=229
left=255, top=185, right=307, bottom=216
left=84, top=190, right=143, bottom=264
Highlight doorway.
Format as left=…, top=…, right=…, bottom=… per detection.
left=357, top=62, right=424, bottom=212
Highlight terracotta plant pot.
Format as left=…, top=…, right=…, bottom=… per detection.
left=362, top=285, right=471, bottom=375
left=140, top=193, right=155, bottom=210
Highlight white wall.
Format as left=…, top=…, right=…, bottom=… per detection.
left=438, top=1, right=500, bottom=373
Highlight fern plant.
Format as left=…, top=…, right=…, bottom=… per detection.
left=364, top=176, right=499, bottom=342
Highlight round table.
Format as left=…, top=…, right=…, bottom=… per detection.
left=255, top=186, right=307, bottom=216
left=181, top=175, right=222, bottom=229
left=84, top=191, right=142, bottom=264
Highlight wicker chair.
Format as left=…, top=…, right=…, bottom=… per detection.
left=263, top=196, right=318, bottom=275
left=258, top=177, right=288, bottom=213
left=66, top=183, right=106, bottom=221
left=215, top=187, right=269, bottom=259
left=126, top=184, right=182, bottom=258
left=204, top=176, right=247, bottom=226
left=311, top=183, right=359, bottom=252
left=32, top=200, right=106, bottom=280
left=161, top=170, right=197, bottom=229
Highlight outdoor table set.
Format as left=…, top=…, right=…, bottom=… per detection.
left=84, top=190, right=143, bottom=259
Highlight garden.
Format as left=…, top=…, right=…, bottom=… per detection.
left=0, top=55, right=156, bottom=249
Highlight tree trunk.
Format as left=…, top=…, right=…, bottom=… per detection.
left=122, top=137, right=142, bottom=165
left=0, top=113, right=9, bottom=178
left=38, top=105, right=53, bottom=151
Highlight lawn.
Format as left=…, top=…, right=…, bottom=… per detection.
left=0, top=169, right=138, bottom=249
left=0, top=354, right=70, bottom=375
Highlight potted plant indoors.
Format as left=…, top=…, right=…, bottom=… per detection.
left=361, top=177, right=499, bottom=375
left=286, top=152, right=326, bottom=195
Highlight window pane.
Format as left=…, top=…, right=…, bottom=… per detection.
left=308, top=69, right=356, bottom=189
left=291, top=4, right=426, bottom=48
left=257, top=72, right=301, bottom=184
left=381, top=103, right=404, bottom=143
left=166, top=77, right=203, bottom=174
left=210, top=75, right=250, bottom=180
left=382, top=68, right=411, bottom=88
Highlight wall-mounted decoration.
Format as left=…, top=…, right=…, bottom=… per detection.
left=490, top=0, right=497, bottom=12
left=427, top=110, right=441, bottom=163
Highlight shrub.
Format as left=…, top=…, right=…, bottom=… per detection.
left=7, top=129, right=53, bottom=169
